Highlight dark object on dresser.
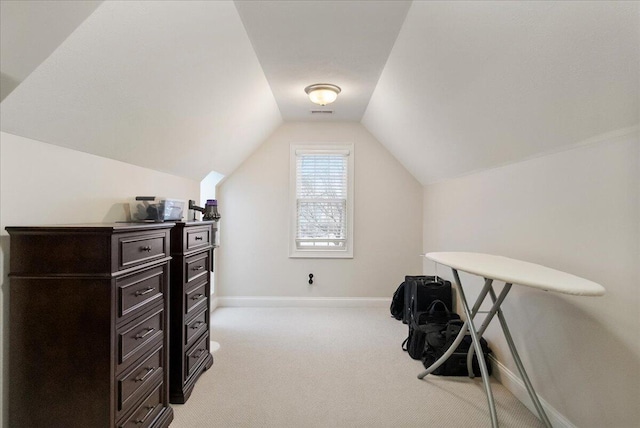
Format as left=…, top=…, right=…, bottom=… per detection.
left=6, top=223, right=174, bottom=428
left=169, top=221, right=216, bottom=404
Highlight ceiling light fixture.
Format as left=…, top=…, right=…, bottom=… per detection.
left=304, top=83, right=341, bottom=106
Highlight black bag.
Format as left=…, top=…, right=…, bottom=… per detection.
left=403, top=276, right=452, bottom=324
left=422, top=319, right=492, bottom=376
left=402, top=326, right=427, bottom=360
left=416, top=299, right=459, bottom=326
left=403, top=300, right=460, bottom=360
left=420, top=301, right=460, bottom=349
left=390, top=282, right=405, bottom=320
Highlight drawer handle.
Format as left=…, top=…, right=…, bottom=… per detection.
left=192, top=266, right=205, bottom=271
left=135, top=327, right=155, bottom=340
left=140, top=246, right=152, bottom=252
left=192, top=348, right=207, bottom=359
left=191, top=293, right=204, bottom=300
left=190, top=321, right=205, bottom=330
left=135, top=287, right=155, bottom=296
left=134, top=367, right=156, bottom=383
left=195, top=236, right=203, bottom=241
left=135, top=405, right=156, bottom=425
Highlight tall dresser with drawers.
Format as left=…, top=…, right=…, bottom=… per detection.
left=169, top=220, right=216, bottom=403
left=6, top=223, right=174, bottom=428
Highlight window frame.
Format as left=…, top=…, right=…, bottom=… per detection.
left=289, top=143, right=354, bottom=259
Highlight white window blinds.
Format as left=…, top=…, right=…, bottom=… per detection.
left=295, top=149, right=349, bottom=249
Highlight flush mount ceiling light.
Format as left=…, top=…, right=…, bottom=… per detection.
left=304, top=83, right=341, bottom=106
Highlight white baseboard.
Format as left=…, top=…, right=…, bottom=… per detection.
left=211, top=296, right=219, bottom=311
left=216, top=296, right=391, bottom=308
left=489, top=355, right=576, bottom=428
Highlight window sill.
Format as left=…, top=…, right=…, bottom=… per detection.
left=289, top=250, right=353, bottom=259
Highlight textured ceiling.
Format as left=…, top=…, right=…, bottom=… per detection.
left=0, top=0, right=102, bottom=101
left=1, top=1, right=638, bottom=184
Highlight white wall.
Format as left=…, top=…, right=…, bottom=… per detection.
left=422, top=128, right=639, bottom=427
left=216, top=122, right=423, bottom=300
left=200, top=170, right=224, bottom=204
left=0, top=132, right=201, bottom=427
left=199, top=170, right=224, bottom=298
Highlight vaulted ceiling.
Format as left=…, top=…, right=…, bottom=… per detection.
left=1, top=1, right=638, bottom=184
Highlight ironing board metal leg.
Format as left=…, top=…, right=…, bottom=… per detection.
left=470, top=278, right=495, bottom=316
left=453, top=269, right=499, bottom=428
left=466, top=283, right=512, bottom=379
left=488, top=288, right=553, bottom=428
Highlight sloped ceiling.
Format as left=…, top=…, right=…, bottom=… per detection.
left=0, top=0, right=102, bottom=101
left=0, top=1, right=282, bottom=181
left=1, top=1, right=638, bottom=184
left=363, top=1, right=640, bottom=184
left=235, top=1, right=410, bottom=121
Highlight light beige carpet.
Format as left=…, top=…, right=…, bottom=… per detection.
left=171, top=307, right=543, bottom=427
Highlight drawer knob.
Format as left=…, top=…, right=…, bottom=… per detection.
left=140, top=246, right=152, bottom=252
left=195, top=236, right=203, bottom=241
left=192, top=348, right=207, bottom=359
left=190, top=321, right=205, bottom=330
left=134, top=327, right=155, bottom=340
left=135, top=405, right=156, bottom=424
left=192, top=265, right=205, bottom=271
left=134, top=367, right=156, bottom=383
left=191, top=293, right=204, bottom=301
left=135, top=287, right=155, bottom=296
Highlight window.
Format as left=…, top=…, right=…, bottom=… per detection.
left=290, top=144, right=354, bottom=258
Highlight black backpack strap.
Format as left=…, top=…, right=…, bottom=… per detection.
left=402, top=335, right=409, bottom=352
left=409, top=279, right=420, bottom=327
left=427, top=299, right=450, bottom=317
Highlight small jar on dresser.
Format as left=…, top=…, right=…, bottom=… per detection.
left=6, top=223, right=174, bottom=428
left=168, top=220, right=216, bottom=404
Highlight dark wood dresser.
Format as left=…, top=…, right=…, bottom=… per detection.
left=168, top=221, right=216, bottom=403
left=6, top=223, right=174, bottom=428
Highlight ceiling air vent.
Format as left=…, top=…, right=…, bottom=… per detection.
left=310, top=110, right=334, bottom=115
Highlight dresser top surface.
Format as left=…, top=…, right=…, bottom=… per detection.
left=6, top=222, right=175, bottom=234
left=172, top=220, right=217, bottom=227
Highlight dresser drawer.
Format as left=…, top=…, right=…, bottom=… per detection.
left=117, top=265, right=165, bottom=321
left=185, top=252, right=209, bottom=284
left=186, top=334, right=210, bottom=379
left=118, top=382, right=164, bottom=428
left=186, top=226, right=212, bottom=251
left=185, top=280, right=207, bottom=315
left=185, top=307, right=208, bottom=347
left=119, top=308, right=164, bottom=367
left=118, top=344, right=164, bottom=414
left=118, top=232, right=168, bottom=270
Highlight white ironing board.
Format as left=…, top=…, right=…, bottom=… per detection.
left=420, top=252, right=605, bottom=428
